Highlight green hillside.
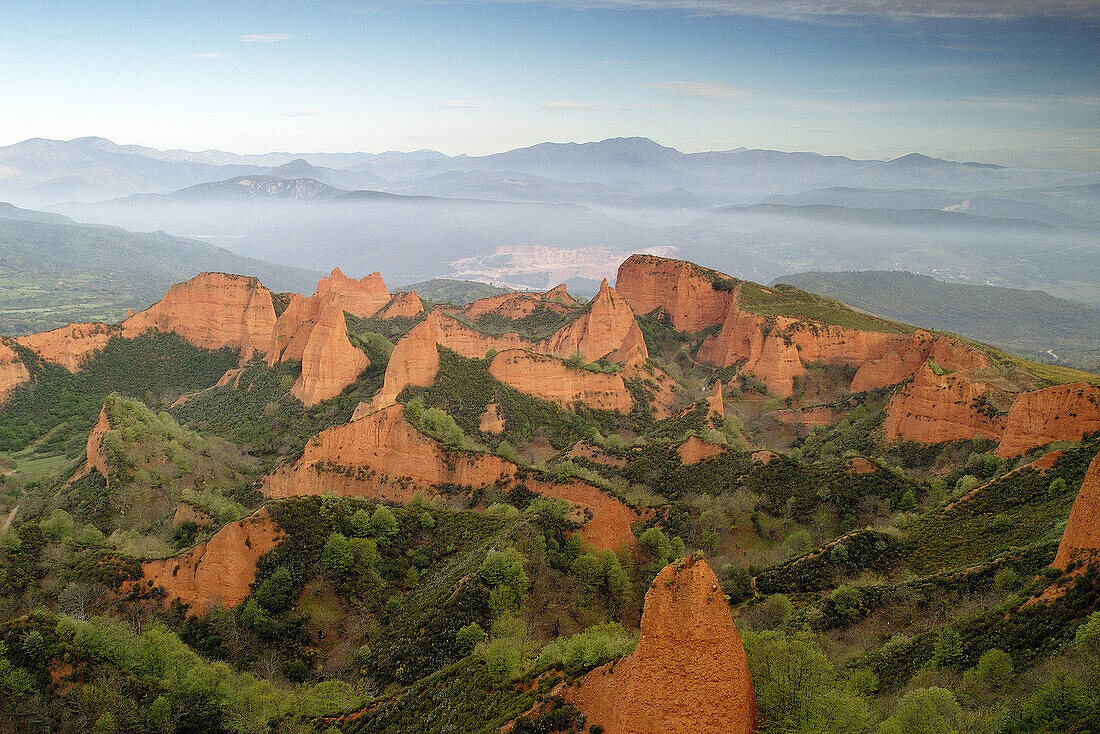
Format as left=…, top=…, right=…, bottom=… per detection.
left=0, top=205, right=322, bottom=335
left=398, top=278, right=511, bottom=304
left=775, top=270, right=1100, bottom=372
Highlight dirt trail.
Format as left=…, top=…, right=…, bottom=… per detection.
left=1, top=506, right=16, bottom=534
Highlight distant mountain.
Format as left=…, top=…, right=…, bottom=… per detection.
left=125, top=176, right=346, bottom=203
left=0, top=203, right=321, bottom=335
left=775, top=270, right=1100, bottom=371
left=720, top=202, right=1056, bottom=232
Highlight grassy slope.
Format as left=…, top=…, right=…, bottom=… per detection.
left=0, top=206, right=322, bottom=335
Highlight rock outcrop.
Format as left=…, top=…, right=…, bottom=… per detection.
left=86, top=404, right=112, bottom=485
left=465, top=289, right=576, bottom=320
left=127, top=507, right=284, bottom=615
left=616, top=254, right=734, bottom=332
left=1053, top=452, right=1100, bottom=569
left=488, top=350, right=633, bottom=412
left=883, top=362, right=1005, bottom=444
left=375, top=291, right=424, bottom=320
left=262, top=404, right=637, bottom=550
left=122, top=273, right=277, bottom=359
left=677, top=437, right=725, bottom=465
left=544, top=283, right=578, bottom=306
left=314, top=267, right=391, bottom=318
left=0, top=339, right=30, bottom=403
left=544, top=279, right=648, bottom=366
left=479, top=402, right=506, bottom=434
left=567, top=556, right=757, bottom=734
left=16, top=322, right=117, bottom=372
left=996, top=383, right=1100, bottom=458
left=706, top=381, right=725, bottom=420
left=266, top=292, right=369, bottom=406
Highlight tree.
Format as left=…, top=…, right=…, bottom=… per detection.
left=455, top=623, right=486, bottom=656
left=255, top=566, right=294, bottom=614
left=322, top=532, right=353, bottom=576
left=369, top=506, right=399, bottom=539
left=877, top=687, right=963, bottom=734
left=348, top=508, right=372, bottom=538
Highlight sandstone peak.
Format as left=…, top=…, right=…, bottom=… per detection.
left=544, top=283, right=578, bottom=306
left=375, top=291, right=425, bottom=320
left=1053, top=451, right=1100, bottom=570
left=677, top=436, right=725, bottom=465
left=568, top=556, right=757, bottom=734
left=996, top=383, right=1100, bottom=458
left=86, top=402, right=112, bottom=485
left=0, top=339, right=30, bottom=404
left=616, top=253, right=734, bottom=333
left=707, top=381, right=725, bottom=420
left=545, top=279, right=648, bottom=365
left=315, top=267, right=391, bottom=318
left=267, top=291, right=369, bottom=406
left=122, top=272, right=277, bottom=360
left=16, top=322, right=117, bottom=372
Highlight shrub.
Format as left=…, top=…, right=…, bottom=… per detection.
left=369, top=506, right=399, bottom=539
left=877, top=687, right=963, bottom=734
left=322, top=533, right=353, bottom=576
left=455, top=623, right=487, bottom=657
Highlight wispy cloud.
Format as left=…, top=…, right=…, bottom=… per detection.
left=439, top=99, right=492, bottom=109
left=469, top=1, right=1100, bottom=20
left=280, top=107, right=328, bottom=117
left=642, top=80, right=755, bottom=99
left=239, top=33, right=291, bottom=43
left=183, top=52, right=230, bottom=59
left=539, top=101, right=670, bottom=110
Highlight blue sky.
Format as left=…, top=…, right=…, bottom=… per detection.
left=0, top=0, right=1097, bottom=167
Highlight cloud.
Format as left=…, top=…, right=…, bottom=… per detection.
left=280, top=107, right=328, bottom=117
left=642, top=81, right=755, bottom=99
left=470, top=0, right=1100, bottom=20
left=183, top=52, right=230, bottom=59
left=239, top=33, right=291, bottom=43
left=539, top=101, right=670, bottom=110
left=439, top=99, right=492, bottom=109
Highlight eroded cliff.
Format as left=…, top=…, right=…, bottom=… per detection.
left=314, top=267, right=391, bottom=318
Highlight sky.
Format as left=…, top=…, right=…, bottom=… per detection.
left=0, top=0, right=1097, bottom=168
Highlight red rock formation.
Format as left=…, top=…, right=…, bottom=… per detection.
left=616, top=254, right=734, bottom=332
left=707, top=381, right=724, bottom=420
left=127, top=507, right=285, bottom=615
left=677, top=436, right=725, bottom=465
left=776, top=405, right=843, bottom=427
left=314, top=267, right=391, bottom=318
left=86, top=404, right=111, bottom=485
left=489, top=350, right=633, bottom=412
left=847, top=457, right=878, bottom=475
left=262, top=404, right=637, bottom=551
left=479, top=402, right=506, bottom=435
left=1053, top=452, right=1100, bottom=569
left=0, top=339, right=30, bottom=403
left=122, top=273, right=276, bottom=359
left=544, top=279, right=648, bottom=365
left=996, top=383, right=1100, bottom=458
left=375, top=291, right=424, bottom=320
left=267, top=292, right=369, bottom=406
left=696, top=307, right=766, bottom=369
left=752, top=332, right=804, bottom=398
left=567, top=556, right=757, bottom=734
left=16, top=322, right=117, bottom=371
left=883, top=362, right=1005, bottom=443
left=544, top=283, right=578, bottom=306
left=465, top=291, right=575, bottom=320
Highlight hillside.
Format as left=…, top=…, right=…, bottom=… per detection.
left=398, top=278, right=512, bottom=305
left=776, top=270, right=1100, bottom=371
left=0, top=204, right=322, bottom=335
left=0, top=253, right=1098, bottom=734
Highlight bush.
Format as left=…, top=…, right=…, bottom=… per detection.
left=455, top=623, right=487, bottom=657
left=534, top=623, right=638, bottom=675
left=322, top=532, right=353, bottom=576
left=877, top=687, right=963, bottom=734
left=370, top=506, right=399, bottom=539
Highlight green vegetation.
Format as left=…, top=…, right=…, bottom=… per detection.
left=739, top=281, right=912, bottom=335
left=398, top=278, right=511, bottom=305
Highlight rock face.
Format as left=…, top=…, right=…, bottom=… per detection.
left=616, top=254, right=733, bottom=332
left=465, top=290, right=576, bottom=320
left=267, top=292, right=369, bottom=406
left=16, top=322, right=117, bottom=372
left=314, top=267, right=391, bottom=318
left=707, top=381, right=724, bottom=420
left=122, top=273, right=277, bottom=359
left=479, top=402, right=506, bottom=434
left=544, top=283, right=578, bottom=306
left=996, top=383, right=1100, bottom=458
left=262, top=404, right=637, bottom=550
left=544, top=279, right=648, bottom=366
left=677, top=437, right=725, bottom=465
left=86, top=404, right=112, bottom=485
left=883, top=362, right=1005, bottom=443
left=1053, top=452, right=1100, bottom=569
left=488, top=350, right=633, bottom=412
left=567, top=556, right=757, bottom=734
left=128, top=507, right=284, bottom=615
left=0, top=340, right=30, bottom=403
left=375, top=291, right=424, bottom=320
